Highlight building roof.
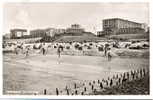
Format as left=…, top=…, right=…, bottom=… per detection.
left=10, top=29, right=27, bottom=32
left=103, top=18, right=142, bottom=25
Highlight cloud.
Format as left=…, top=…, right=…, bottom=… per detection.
left=3, top=2, right=149, bottom=34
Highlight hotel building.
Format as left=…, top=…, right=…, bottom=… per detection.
left=102, top=18, right=146, bottom=35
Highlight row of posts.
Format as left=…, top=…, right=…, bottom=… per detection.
left=42, top=68, right=148, bottom=95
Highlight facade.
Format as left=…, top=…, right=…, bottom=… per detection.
left=3, top=33, right=11, bottom=39
left=66, top=24, right=85, bottom=33
left=117, top=27, right=145, bottom=34
left=30, top=29, right=47, bottom=38
left=45, top=28, right=56, bottom=37
left=54, top=29, right=66, bottom=34
left=10, top=29, right=27, bottom=39
left=30, top=28, right=66, bottom=38
left=102, top=18, right=145, bottom=35
left=97, top=31, right=105, bottom=37
left=141, top=23, right=148, bottom=32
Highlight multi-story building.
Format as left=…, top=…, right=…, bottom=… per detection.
left=102, top=18, right=146, bottom=35
left=117, top=27, right=145, bottom=34
left=45, top=28, right=56, bottom=37
left=30, top=29, right=47, bottom=38
left=97, top=31, right=105, bottom=37
left=46, top=28, right=66, bottom=36
left=3, top=33, right=11, bottom=39
left=30, top=28, right=66, bottom=38
left=141, top=23, right=148, bottom=32
left=66, top=24, right=85, bottom=33
left=55, top=29, right=66, bottom=34
left=10, top=29, right=27, bottom=39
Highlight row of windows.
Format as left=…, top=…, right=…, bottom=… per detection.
left=118, top=28, right=144, bottom=33
left=103, top=19, right=142, bottom=29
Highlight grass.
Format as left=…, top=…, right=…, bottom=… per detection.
left=55, top=36, right=106, bottom=42
left=109, top=34, right=149, bottom=40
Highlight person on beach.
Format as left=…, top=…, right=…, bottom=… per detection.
left=57, top=45, right=63, bottom=58
left=104, top=43, right=109, bottom=56
left=41, top=43, right=46, bottom=55
left=107, top=48, right=112, bottom=61
left=42, top=46, right=46, bottom=55
left=25, top=46, right=30, bottom=58
left=14, top=46, right=18, bottom=55
left=57, top=45, right=63, bottom=64
left=57, top=46, right=61, bottom=58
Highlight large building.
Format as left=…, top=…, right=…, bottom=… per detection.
left=97, top=31, right=105, bottom=37
left=3, top=33, right=11, bottom=39
left=45, top=28, right=56, bottom=37
left=30, top=28, right=66, bottom=38
left=30, top=29, right=46, bottom=38
left=10, top=29, right=27, bottom=39
left=55, top=29, right=66, bottom=34
left=66, top=24, right=85, bottom=33
left=102, top=18, right=146, bottom=35
left=46, top=28, right=66, bottom=36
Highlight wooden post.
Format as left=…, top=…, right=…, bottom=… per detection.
left=84, top=87, right=86, bottom=92
left=100, top=82, right=103, bottom=89
left=93, top=80, right=95, bottom=84
left=56, top=88, right=59, bottom=95
left=98, top=80, right=100, bottom=84
left=66, top=89, right=69, bottom=95
left=110, top=79, right=113, bottom=86
left=74, top=83, right=77, bottom=89
left=75, top=90, right=78, bottom=95
left=44, top=89, right=47, bottom=95
left=81, top=92, right=84, bottom=95
left=89, top=82, right=91, bottom=85
left=91, top=85, right=94, bottom=90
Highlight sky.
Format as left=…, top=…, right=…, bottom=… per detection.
left=3, top=2, right=149, bottom=34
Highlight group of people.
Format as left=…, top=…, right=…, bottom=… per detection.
left=13, top=43, right=47, bottom=58
left=6, top=41, right=113, bottom=61
left=13, top=43, right=30, bottom=57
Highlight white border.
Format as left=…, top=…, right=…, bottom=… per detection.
left=0, top=0, right=152, bottom=99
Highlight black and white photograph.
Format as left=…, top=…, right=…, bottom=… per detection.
left=2, top=2, right=150, bottom=95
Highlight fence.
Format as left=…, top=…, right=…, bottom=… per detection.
left=40, top=67, right=148, bottom=95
